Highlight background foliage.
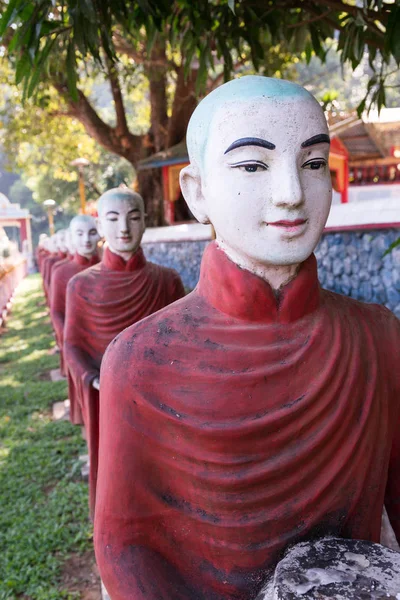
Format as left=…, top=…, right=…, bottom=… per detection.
left=0, top=0, right=399, bottom=226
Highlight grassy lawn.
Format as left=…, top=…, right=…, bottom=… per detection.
left=0, top=274, right=93, bottom=600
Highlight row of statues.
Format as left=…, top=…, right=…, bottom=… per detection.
left=37, top=190, right=185, bottom=520
left=36, top=76, right=400, bottom=600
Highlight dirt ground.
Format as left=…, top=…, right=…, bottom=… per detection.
left=60, top=549, right=102, bottom=600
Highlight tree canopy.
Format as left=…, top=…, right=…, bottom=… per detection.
left=1, top=0, right=398, bottom=109
left=0, top=0, right=399, bottom=224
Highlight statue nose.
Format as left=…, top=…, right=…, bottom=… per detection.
left=271, top=168, right=304, bottom=208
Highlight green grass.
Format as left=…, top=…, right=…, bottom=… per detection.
left=0, top=275, right=92, bottom=600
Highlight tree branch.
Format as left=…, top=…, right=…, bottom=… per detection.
left=305, top=0, right=389, bottom=27
left=287, top=9, right=332, bottom=28
left=52, top=80, right=142, bottom=165
left=112, top=32, right=178, bottom=71
left=207, top=57, right=248, bottom=92
left=106, top=57, right=129, bottom=137
left=144, top=38, right=169, bottom=153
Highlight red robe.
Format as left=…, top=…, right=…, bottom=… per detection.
left=36, top=248, right=50, bottom=274
left=42, top=252, right=67, bottom=304
left=94, top=241, right=400, bottom=600
left=50, top=253, right=99, bottom=398
left=64, top=246, right=185, bottom=517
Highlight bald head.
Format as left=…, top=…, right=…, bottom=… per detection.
left=96, top=187, right=146, bottom=261
left=186, top=76, right=321, bottom=169
left=180, top=75, right=331, bottom=279
left=70, top=214, right=97, bottom=230
left=97, top=188, right=145, bottom=217
left=70, top=214, right=99, bottom=259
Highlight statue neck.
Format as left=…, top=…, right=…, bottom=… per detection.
left=217, top=240, right=300, bottom=291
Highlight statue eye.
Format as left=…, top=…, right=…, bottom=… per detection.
left=302, top=159, right=327, bottom=170
left=230, top=161, right=268, bottom=172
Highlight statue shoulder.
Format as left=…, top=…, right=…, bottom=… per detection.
left=102, top=292, right=195, bottom=373
left=66, top=263, right=100, bottom=296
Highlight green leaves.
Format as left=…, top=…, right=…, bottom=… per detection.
left=385, top=3, right=400, bottom=65
left=15, top=51, right=32, bottom=84
left=0, top=0, right=20, bottom=37
left=383, top=237, right=400, bottom=257
left=66, top=39, right=78, bottom=101
left=1, top=1, right=399, bottom=115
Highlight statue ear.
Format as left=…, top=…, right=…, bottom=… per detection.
left=96, top=216, right=104, bottom=238
left=180, top=164, right=210, bottom=225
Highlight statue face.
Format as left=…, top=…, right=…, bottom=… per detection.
left=71, top=220, right=100, bottom=258
left=181, top=96, right=332, bottom=268
left=55, top=230, right=68, bottom=253
left=49, top=235, right=58, bottom=253
left=97, top=194, right=145, bottom=257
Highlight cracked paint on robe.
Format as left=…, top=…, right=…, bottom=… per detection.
left=64, top=246, right=185, bottom=518
left=50, top=252, right=99, bottom=407
left=94, top=241, right=400, bottom=600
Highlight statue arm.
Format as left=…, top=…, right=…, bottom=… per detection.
left=94, top=336, right=195, bottom=600
left=63, top=279, right=100, bottom=385
left=50, top=306, right=64, bottom=347
left=385, top=422, right=400, bottom=543
left=383, top=309, right=400, bottom=544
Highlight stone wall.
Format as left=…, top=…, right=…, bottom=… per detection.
left=315, top=228, right=400, bottom=316
left=143, top=240, right=209, bottom=291
left=142, top=227, right=400, bottom=317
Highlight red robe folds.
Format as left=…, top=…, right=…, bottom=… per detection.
left=36, top=248, right=50, bottom=274
left=95, top=242, right=400, bottom=600
left=64, top=247, right=185, bottom=517
left=42, top=252, right=68, bottom=305
left=50, top=253, right=99, bottom=400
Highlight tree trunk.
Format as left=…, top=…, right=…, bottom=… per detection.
left=137, top=168, right=165, bottom=227
left=145, top=38, right=169, bottom=153
left=167, top=66, right=198, bottom=148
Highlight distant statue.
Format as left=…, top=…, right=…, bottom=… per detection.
left=63, top=188, right=185, bottom=518
left=42, top=231, right=68, bottom=304
left=50, top=216, right=100, bottom=388
left=94, top=77, right=400, bottom=600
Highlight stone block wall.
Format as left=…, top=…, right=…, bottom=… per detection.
left=315, top=228, right=400, bottom=317
left=143, top=240, right=209, bottom=291
left=142, top=227, right=400, bottom=317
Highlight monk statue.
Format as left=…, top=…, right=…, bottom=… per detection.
left=48, top=227, right=75, bottom=288
left=50, top=216, right=100, bottom=392
left=64, top=187, right=185, bottom=518
left=94, top=77, right=400, bottom=600
left=42, top=230, right=68, bottom=304
left=36, top=233, right=49, bottom=273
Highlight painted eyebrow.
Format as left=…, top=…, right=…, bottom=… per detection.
left=224, top=137, right=276, bottom=154
left=106, top=211, right=119, bottom=216
left=301, top=134, right=330, bottom=148
left=128, top=208, right=140, bottom=213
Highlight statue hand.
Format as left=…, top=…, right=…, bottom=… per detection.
left=92, top=376, right=100, bottom=390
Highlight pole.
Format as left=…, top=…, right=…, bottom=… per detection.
left=78, top=168, right=86, bottom=214
left=48, top=208, right=55, bottom=235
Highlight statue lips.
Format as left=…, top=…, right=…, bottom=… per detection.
left=267, top=218, right=307, bottom=236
